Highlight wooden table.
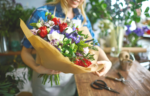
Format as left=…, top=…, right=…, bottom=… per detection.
left=74, top=55, right=150, bottom=96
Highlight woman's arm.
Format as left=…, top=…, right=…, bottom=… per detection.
left=21, top=46, right=60, bottom=74
left=94, top=46, right=112, bottom=77
left=82, top=16, right=112, bottom=76
left=96, top=46, right=110, bottom=61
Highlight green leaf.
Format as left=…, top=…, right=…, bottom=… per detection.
left=45, top=12, right=49, bottom=16
left=120, top=3, right=123, bottom=7
left=101, top=3, right=107, bottom=9
left=77, top=41, right=89, bottom=48
left=145, top=13, right=150, bottom=17
left=30, top=23, right=37, bottom=27
left=88, top=46, right=98, bottom=51
left=135, top=16, right=141, bottom=23
left=136, top=0, right=147, bottom=3
left=144, top=7, right=149, bottom=13
left=129, top=20, right=133, bottom=25
left=78, top=46, right=84, bottom=52
left=9, top=88, right=19, bottom=94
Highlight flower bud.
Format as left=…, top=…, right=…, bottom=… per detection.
left=47, top=15, right=51, bottom=20
left=45, top=12, right=49, bottom=16
left=36, top=23, right=42, bottom=28
left=51, top=15, right=55, bottom=19
left=47, top=28, right=51, bottom=33
left=65, top=50, right=69, bottom=54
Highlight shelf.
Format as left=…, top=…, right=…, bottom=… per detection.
left=0, top=51, right=21, bottom=56
left=0, top=51, right=36, bottom=56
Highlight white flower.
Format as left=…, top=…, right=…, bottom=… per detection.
left=83, top=47, right=89, bottom=55
left=47, top=31, right=64, bottom=41
left=65, top=27, right=73, bottom=34
left=30, top=29, right=39, bottom=35
left=66, top=18, right=71, bottom=23
left=48, top=21, right=54, bottom=26
left=44, top=21, right=54, bottom=27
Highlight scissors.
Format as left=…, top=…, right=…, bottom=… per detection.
left=105, top=72, right=127, bottom=84
left=91, top=80, right=120, bottom=94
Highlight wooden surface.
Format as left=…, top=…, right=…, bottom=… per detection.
left=17, top=92, right=32, bottom=96
left=103, top=47, right=147, bottom=53
left=74, top=55, right=150, bottom=96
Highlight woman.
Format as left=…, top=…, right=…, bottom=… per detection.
left=21, top=0, right=112, bottom=96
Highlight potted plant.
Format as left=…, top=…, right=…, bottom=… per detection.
left=0, top=0, right=35, bottom=52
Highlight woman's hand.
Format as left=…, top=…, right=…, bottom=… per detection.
left=35, top=64, right=61, bottom=75
left=93, top=61, right=112, bottom=77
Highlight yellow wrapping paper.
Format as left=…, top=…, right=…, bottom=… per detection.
left=20, top=19, right=104, bottom=74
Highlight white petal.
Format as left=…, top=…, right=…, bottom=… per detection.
left=47, top=34, right=52, bottom=41
left=59, top=34, right=64, bottom=41
left=83, top=47, right=89, bottom=55
left=65, top=27, right=73, bottom=34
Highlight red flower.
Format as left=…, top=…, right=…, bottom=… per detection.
left=38, top=26, right=48, bottom=38
left=76, top=27, right=79, bottom=31
left=74, top=58, right=92, bottom=67
left=59, top=23, right=68, bottom=32
left=52, top=17, right=60, bottom=25
left=147, top=30, right=150, bottom=35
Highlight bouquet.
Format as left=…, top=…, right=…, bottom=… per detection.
left=20, top=12, right=104, bottom=86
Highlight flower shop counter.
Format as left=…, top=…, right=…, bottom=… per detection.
left=74, top=54, right=150, bottom=96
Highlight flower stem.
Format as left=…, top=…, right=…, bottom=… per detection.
left=50, top=75, right=53, bottom=87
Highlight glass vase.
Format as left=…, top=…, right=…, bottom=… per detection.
left=0, top=36, right=8, bottom=53
left=110, top=23, right=124, bottom=57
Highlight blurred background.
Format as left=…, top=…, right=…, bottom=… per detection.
left=0, top=0, right=150, bottom=96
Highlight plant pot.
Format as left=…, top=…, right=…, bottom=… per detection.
left=10, top=31, right=21, bottom=52
left=119, top=53, right=135, bottom=71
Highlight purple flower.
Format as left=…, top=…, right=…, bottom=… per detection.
left=126, top=29, right=132, bottom=35
left=126, top=25, right=131, bottom=29
left=50, top=39, right=60, bottom=46
left=133, top=28, right=144, bottom=36
left=126, top=25, right=132, bottom=35
left=49, top=25, right=60, bottom=34
left=142, top=26, right=149, bottom=32
left=67, top=31, right=80, bottom=43
left=72, top=25, right=76, bottom=31
left=76, top=52, right=83, bottom=57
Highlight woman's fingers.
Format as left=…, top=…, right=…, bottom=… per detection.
left=48, top=70, right=61, bottom=74
left=92, top=60, right=112, bottom=77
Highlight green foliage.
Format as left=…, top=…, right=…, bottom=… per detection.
left=88, top=46, right=98, bottom=51
left=0, top=55, right=29, bottom=96
left=124, top=33, right=140, bottom=47
left=85, top=0, right=150, bottom=27
left=85, top=0, right=111, bottom=28
left=77, top=31, right=89, bottom=39
left=45, top=0, right=53, bottom=3
left=61, top=38, right=77, bottom=59
left=0, top=65, right=23, bottom=96
left=77, top=41, right=89, bottom=51
left=0, top=0, right=35, bottom=36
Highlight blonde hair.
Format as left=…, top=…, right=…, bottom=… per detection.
left=46, top=0, right=86, bottom=26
